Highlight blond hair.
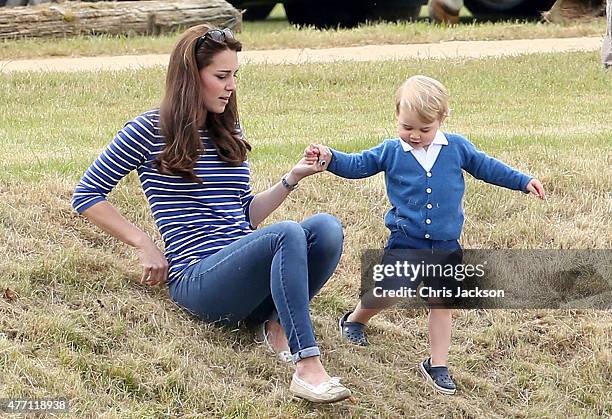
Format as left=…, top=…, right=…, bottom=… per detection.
left=395, top=75, right=449, bottom=123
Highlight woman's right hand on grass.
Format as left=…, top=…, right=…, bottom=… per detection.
left=135, top=236, right=168, bottom=286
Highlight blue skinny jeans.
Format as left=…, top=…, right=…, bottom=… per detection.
left=168, top=213, right=343, bottom=363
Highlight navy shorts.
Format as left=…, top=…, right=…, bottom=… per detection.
left=375, top=232, right=464, bottom=308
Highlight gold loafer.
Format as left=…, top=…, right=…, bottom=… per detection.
left=289, top=373, right=351, bottom=403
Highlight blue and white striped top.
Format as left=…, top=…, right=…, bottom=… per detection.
left=72, top=109, right=254, bottom=283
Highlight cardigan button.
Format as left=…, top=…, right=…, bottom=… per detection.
left=426, top=188, right=432, bottom=193
left=424, top=234, right=431, bottom=239
left=427, top=203, right=433, bottom=209
left=426, top=172, right=432, bottom=177
left=426, top=219, right=432, bottom=224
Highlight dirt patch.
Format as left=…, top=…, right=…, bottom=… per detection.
left=0, top=36, right=602, bottom=73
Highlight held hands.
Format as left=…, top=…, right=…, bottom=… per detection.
left=304, top=143, right=332, bottom=169
left=134, top=236, right=168, bottom=286
left=526, top=178, right=545, bottom=199
left=287, top=143, right=332, bottom=183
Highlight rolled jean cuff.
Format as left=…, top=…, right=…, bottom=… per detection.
left=292, top=346, right=320, bottom=364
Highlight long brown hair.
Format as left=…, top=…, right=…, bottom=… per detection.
left=157, top=24, right=250, bottom=182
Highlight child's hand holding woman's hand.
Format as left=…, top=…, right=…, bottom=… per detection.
left=304, top=144, right=320, bottom=165
left=289, top=144, right=331, bottom=181
left=526, top=178, right=545, bottom=199
left=304, top=144, right=332, bottom=170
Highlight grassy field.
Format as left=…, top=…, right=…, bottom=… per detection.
left=0, top=51, right=611, bottom=417
left=0, top=4, right=606, bottom=60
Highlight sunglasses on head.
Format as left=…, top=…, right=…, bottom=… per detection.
left=195, top=28, right=234, bottom=51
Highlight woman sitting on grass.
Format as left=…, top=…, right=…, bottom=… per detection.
left=71, top=24, right=351, bottom=404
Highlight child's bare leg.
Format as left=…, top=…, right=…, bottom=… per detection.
left=347, top=300, right=381, bottom=324
left=348, top=293, right=400, bottom=324
left=429, top=308, right=452, bottom=366
left=419, top=307, right=457, bottom=394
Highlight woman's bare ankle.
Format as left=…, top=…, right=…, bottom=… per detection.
left=265, top=320, right=289, bottom=352
left=295, top=357, right=331, bottom=387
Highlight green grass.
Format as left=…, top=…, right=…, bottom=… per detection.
left=0, top=4, right=606, bottom=60
left=0, top=52, right=611, bottom=417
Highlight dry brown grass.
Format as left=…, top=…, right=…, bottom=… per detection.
left=0, top=52, right=610, bottom=417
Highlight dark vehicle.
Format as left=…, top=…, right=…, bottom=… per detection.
left=234, top=0, right=426, bottom=27
left=231, top=0, right=557, bottom=27
left=1, top=0, right=559, bottom=27
left=464, top=0, right=556, bottom=19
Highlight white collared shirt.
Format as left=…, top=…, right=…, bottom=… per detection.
left=399, top=130, right=448, bottom=172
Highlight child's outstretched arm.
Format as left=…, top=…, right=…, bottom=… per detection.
left=461, top=138, right=545, bottom=199
left=305, top=142, right=386, bottom=179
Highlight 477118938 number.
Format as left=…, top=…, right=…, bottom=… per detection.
left=0, top=398, right=69, bottom=412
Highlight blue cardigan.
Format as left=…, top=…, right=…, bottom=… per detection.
left=327, top=133, right=532, bottom=241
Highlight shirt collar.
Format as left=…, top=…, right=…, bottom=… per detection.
left=400, top=130, right=448, bottom=152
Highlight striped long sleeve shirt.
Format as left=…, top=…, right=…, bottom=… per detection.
left=72, top=110, right=254, bottom=283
